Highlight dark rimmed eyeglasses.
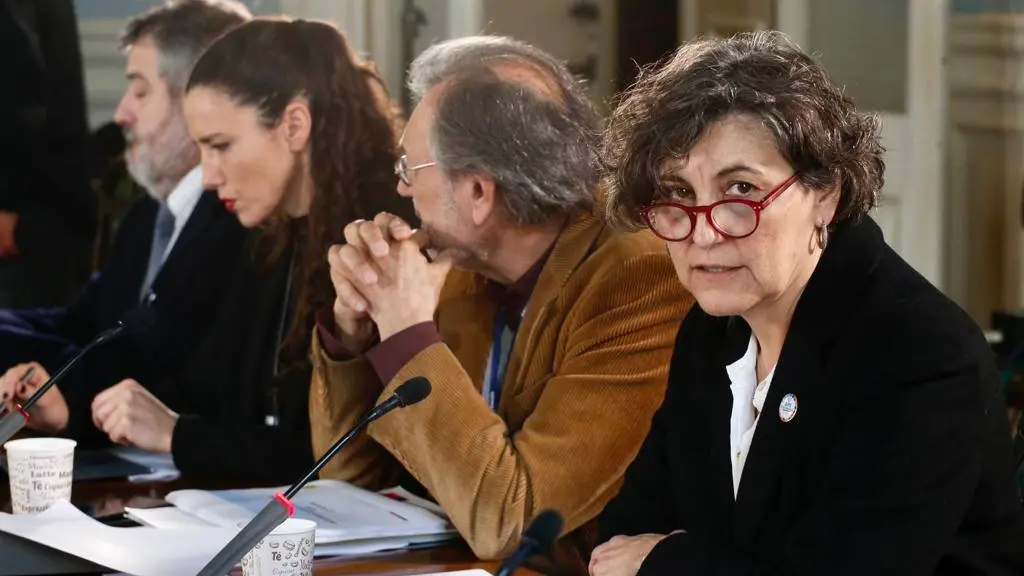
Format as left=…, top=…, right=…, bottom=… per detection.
left=640, top=173, right=800, bottom=242
left=395, top=154, right=437, bottom=186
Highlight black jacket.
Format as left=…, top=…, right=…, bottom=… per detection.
left=0, top=0, right=97, bottom=305
left=164, top=192, right=417, bottom=485
left=0, top=191, right=245, bottom=445
left=598, top=216, right=1024, bottom=575
left=165, top=225, right=314, bottom=484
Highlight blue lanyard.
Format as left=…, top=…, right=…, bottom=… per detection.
left=487, top=310, right=514, bottom=410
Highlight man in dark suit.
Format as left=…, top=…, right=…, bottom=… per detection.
left=0, top=0, right=97, bottom=308
left=0, top=0, right=251, bottom=445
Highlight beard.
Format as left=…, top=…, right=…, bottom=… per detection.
left=419, top=218, right=495, bottom=272
left=124, top=112, right=197, bottom=200
left=421, top=223, right=470, bottom=263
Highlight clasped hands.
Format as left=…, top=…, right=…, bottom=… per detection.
left=328, top=212, right=454, bottom=352
left=0, top=362, right=177, bottom=453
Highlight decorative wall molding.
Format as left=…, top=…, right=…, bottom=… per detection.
left=950, top=13, right=1024, bottom=131
left=947, top=11, right=1024, bottom=319
left=950, top=12, right=1024, bottom=54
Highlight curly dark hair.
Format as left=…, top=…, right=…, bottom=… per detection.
left=603, top=30, right=885, bottom=230
left=186, top=17, right=400, bottom=367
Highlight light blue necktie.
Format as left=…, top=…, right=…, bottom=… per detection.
left=140, top=202, right=175, bottom=302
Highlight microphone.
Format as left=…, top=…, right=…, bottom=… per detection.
left=196, top=376, right=432, bottom=576
left=0, top=307, right=156, bottom=445
left=496, top=510, right=564, bottom=576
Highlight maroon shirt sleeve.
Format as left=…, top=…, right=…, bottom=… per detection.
left=315, top=308, right=365, bottom=359
left=366, top=322, right=442, bottom=385
left=314, top=308, right=441, bottom=384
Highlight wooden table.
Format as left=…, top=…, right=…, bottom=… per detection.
left=0, top=475, right=539, bottom=576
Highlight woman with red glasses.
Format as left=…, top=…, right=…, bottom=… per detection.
left=589, top=31, right=1024, bottom=576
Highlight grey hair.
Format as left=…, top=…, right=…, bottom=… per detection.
left=120, top=0, right=251, bottom=97
left=408, top=36, right=601, bottom=225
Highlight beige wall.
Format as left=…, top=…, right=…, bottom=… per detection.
left=413, top=0, right=450, bottom=55
left=695, top=0, right=775, bottom=37
left=79, top=19, right=127, bottom=129
left=482, top=0, right=618, bottom=107
left=809, top=0, right=909, bottom=113
left=686, top=0, right=909, bottom=113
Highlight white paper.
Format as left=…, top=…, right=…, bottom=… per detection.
left=108, top=446, right=180, bottom=483
left=124, top=506, right=215, bottom=530
left=125, top=506, right=457, bottom=557
left=413, top=571, right=492, bottom=576
left=378, top=485, right=449, bottom=518
left=0, top=501, right=240, bottom=576
left=165, top=479, right=457, bottom=544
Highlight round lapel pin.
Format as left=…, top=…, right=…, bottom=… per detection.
left=778, top=393, right=798, bottom=423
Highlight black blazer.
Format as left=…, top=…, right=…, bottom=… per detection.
left=0, top=190, right=246, bottom=444
left=598, top=216, right=1024, bottom=575
left=0, top=0, right=97, bottom=305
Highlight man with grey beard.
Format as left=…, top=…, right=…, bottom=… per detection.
left=0, top=0, right=248, bottom=449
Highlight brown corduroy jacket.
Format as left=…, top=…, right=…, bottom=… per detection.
left=308, top=210, right=694, bottom=572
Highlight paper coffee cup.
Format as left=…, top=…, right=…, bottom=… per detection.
left=4, top=437, right=76, bottom=515
left=239, top=518, right=316, bottom=576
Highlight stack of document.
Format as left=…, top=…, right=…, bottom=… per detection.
left=0, top=501, right=240, bottom=576
left=0, top=502, right=485, bottom=576
left=124, top=479, right=460, bottom=556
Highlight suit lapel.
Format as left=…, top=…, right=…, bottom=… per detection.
left=732, top=216, right=888, bottom=545
left=501, top=212, right=606, bottom=402
left=707, top=317, right=750, bottom=535
left=732, top=312, right=822, bottom=543
left=114, top=196, right=159, bottom=308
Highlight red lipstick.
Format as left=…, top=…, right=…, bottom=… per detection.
left=222, top=199, right=236, bottom=212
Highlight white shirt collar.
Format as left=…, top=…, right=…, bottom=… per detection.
left=165, top=165, right=204, bottom=223
left=727, top=332, right=776, bottom=498
left=157, top=165, right=205, bottom=262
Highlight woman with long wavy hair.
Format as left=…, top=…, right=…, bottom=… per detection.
left=81, top=17, right=411, bottom=482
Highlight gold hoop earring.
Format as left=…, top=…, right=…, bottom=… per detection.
left=815, top=224, right=829, bottom=250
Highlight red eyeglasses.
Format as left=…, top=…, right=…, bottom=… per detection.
left=640, top=173, right=800, bottom=242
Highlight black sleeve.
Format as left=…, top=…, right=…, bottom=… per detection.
left=596, top=381, right=678, bottom=543
left=171, top=382, right=313, bottom=486
left=597, top=321, right=687, bottom=544
left=50, top=274, right=103, bottom=345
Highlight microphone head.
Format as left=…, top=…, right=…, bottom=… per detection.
left=522, top=510, right=563, bottom=554
left=118, top=306, right=157, bottom=334
left=394, top=377, right=431, bottom=407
